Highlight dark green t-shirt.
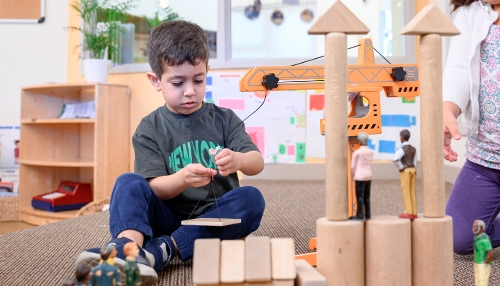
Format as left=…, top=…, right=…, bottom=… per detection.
left=133, top=102, right=259, bottom=218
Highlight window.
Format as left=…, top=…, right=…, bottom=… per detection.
left=111, top=0, right=415, bottom=73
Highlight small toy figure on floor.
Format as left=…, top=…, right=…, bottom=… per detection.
left=89, top=244, right=121, bottom=286
left=62, top=263, right=92, bottom=286
left=393, top=129, right=417, bottom=219
left=473, top=220, right=493, bottom=286
left=349, top=132, right=373, bottom=220
left=124, top=241, right=141, bottom=286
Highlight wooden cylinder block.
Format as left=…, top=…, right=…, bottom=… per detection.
left=412, top=216, right=453, bottom=286
left=324, top=32, right=349, bottom=221
left=420, top=34, right=445, bottom=218
left=365, top=216, right=411, bottom=286
left=316, top=217, right=364, bottom=286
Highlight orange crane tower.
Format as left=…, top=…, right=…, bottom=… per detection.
left=239, top=38, right=420, bottom=265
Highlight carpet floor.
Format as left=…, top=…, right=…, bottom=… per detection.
left=0, top=179, right=497, bottom=285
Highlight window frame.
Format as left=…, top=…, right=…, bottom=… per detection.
left=110, top=0, right=416, bottom=74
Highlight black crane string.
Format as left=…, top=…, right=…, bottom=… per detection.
left=187, top=42, right=390, bottom=222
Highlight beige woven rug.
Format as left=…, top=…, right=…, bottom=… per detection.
left=0, top=180, right=496, bottom=285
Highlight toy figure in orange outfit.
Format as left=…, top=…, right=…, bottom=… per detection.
left=124, top=241, right=141, bottom=286
left=349, top=132, right=373, bottom=220
left=393, top=129, right=417, bottom=219
left=473, top=219, right=493, bottom=286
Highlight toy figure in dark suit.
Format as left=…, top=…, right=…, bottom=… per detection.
left=89, top=244, right=121, bottom=286
left=350, top=132, right=373, bottom=220
left=393, top=129, right=417, bottom=219
left=124, top=241, right=141, bottom=286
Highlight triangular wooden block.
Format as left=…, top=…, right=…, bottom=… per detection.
left=308, top=0, right=369, bottom=35
left=401, top=4, right=460, bottom=36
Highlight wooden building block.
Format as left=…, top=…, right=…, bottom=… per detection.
left=295, top=259, right=327, bottom=286
left=245, top=236, right=272, bottom=282
left=182, top=218, right=241, bottom=226
left=308, top=0, right=369, bottom=35
left=221, top=240, right=246, bottom=284
left=193, top=238, right=221, bottom=285
left=412, top=216, right=453, bottom=286
left=365, top=216, right=411, bottom=286
left=270, top=238, right=296, bottom=280
left=316, top=218, right=364, bottom=286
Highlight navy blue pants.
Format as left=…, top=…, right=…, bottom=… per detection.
left=446, top=160, right=500, bottom=255
left=109, top=173, right=265, bottom=261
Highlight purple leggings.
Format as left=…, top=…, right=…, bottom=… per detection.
left=446, top=160, right=500, bottom=255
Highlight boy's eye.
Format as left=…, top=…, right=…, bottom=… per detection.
left=172, top=82, right=183, bottom=87
left=195, top=79, right=204, bottom=84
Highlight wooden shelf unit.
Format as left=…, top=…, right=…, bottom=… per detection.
left=19, top=82, right=130, bottom=225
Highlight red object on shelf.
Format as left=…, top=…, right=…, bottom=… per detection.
left=31, top=181, right=93, bottom=212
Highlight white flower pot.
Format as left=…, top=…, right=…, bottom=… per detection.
left=83, top=59, right=112, bottom=83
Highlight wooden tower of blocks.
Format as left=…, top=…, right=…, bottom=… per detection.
left=192, top=236, right=326, bottom=286
left=306, top=1, right=460, bottom=285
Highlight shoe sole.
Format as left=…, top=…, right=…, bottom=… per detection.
left=75, top=250, right=158, bottom=285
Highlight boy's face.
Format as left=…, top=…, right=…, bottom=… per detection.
left=147, top=61, right=209, bottom=115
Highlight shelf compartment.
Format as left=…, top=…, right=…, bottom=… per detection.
left=20, top=123, right=94, bottom=162
left=21, top=83, right=98, bottom=121
left=18, top=165, right=93, bottom=210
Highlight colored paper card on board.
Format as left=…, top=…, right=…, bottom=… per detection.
left=279, top=144, right=286, bottom=154
left=378, top=140, right=396, bottom=154
left=219, top=99, right=245, bottom=110
left=246, top=126, right=265, bottom=154
left=381, top=115, right=417, bottom=127
left=309, top=94, right=325, bottom=111
left=296, top=143, right=306, bottom=163
left=287, top=145, right=295, bottom=155
left=402, top=96, right=415, bottom=103
left=206, top=76, right=212, bottom=85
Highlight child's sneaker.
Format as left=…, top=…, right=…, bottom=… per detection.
left=75, top=237, right=158, bottom=285
left=143, top=235, right=176, bottom=272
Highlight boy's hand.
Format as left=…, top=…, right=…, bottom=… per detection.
left=183, top=163, right=217, bottom=187
left=443, top=104, right=461, bottom=162
left=212, top=148, right=241, bottom=177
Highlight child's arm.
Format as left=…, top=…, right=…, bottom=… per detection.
left=148, top=164, right=217, bottom=200
left=443, top=101, right=461, bottom=162
left=214, top=149, right=264, bottom=177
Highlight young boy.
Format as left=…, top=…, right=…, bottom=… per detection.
left=76, top=20, right=265, bottom=285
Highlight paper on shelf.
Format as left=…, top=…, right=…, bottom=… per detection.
left=58, top=101, right=95, bottom=119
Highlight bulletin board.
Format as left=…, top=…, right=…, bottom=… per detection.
left=0, top=0, right=45, bottom=23
left=206, top=71, right=421, bottom=164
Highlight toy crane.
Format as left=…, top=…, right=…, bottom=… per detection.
left=239, top=37, right=420, bottom=221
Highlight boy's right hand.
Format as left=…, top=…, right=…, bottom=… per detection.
left=443, top=103, right=461, bottom=162
left=183, top=164, right=217, bottom=187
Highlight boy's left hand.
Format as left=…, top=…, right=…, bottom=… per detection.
left=212, top=148, right=241, bottom=177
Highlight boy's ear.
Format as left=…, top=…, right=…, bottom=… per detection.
left=207, top=64, right=211, bottom=72
left=147, top=72, right=161, bottom=91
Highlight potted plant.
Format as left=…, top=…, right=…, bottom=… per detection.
left=143, top=7, right=180, bottom=33
left=68, top=0, right=135, bottom=82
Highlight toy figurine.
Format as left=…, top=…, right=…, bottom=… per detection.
left=123, top=241, right=141, bottom=286
left=473, top=220, right=493, bottom=286
left=89, top=244, right=121, bottom=286
left=75, top=262, right=92, bottom=286
left=349, top=132, right=373, bottom=220
left=393, top=129, right=417, bottom=219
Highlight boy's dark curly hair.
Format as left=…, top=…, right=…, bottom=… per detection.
left=147, top=20, right=209, bottom=79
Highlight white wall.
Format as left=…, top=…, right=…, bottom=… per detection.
left=0, top=0, right=68, bottom=124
